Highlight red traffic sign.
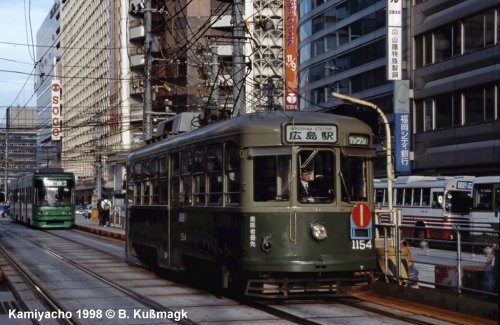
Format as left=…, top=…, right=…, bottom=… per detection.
left=351, top=203, right=372, bottom=229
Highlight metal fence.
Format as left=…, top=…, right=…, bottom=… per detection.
left=375, top=210, right=498, bottom=300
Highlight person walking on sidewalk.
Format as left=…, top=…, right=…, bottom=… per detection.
left=97, top=194, right=112, bottom=226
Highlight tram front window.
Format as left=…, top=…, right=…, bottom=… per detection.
left=297, top=150, right=335, bottom=204
left=35, top=179, right=73, bottom=206
left=253, top=154, right=291, bottom=202
left=340, top=155, right=369, bottom=202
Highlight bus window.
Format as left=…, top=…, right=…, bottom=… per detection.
left=446, top=191, right=471, bottom=214
left=375, top=188, right=386, bottom=206
left=432, top=192, right=443, bottom=208
left=396, top=189, right=404, bottom=205
left=253, top=154, right=291, bottom=202
left=422, top=188, right=430, bottom=206
left=474, top=185, right=492, bottom=210
left=413, top=188, right=421, bottom=206
left=405, top=188, right=413, bottom=206
left=298, top=150, right=335, bottom=203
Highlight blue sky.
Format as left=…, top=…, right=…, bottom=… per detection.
left=0, top=0, right=55, bottom=120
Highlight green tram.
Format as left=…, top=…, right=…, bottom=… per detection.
left=127, top=111, right=377, bottom=297
left=9, top=170, right=75, bottom=229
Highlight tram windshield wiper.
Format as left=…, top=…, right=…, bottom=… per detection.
left=338, top=170, right=351, bottom=202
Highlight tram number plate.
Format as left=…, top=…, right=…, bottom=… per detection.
left=351, top=240, right=372, bottom=250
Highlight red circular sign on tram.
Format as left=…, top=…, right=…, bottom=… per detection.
left=351, top=203, right=372, bottom=229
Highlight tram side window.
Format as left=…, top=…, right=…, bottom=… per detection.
left=181, top=150, right=192, bottom=205
left=171, top=153, right=180, bottom=203
left=142, top=160, right=151, bottom=205
left=225, top=145, right=240, bottom=205
left=340, top=155, right=368, bottom=202
left=253, top=154, right=291, bottom=202
left=193, top=149, right=206, bottom=205
left=207, top=146, right=223, bottom=205
left=158, top=157, right=168, bottom=205
left=150, top=159, right=159, bottom=204
left=132, top=163, right=142, bottom=205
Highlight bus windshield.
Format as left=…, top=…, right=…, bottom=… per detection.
left=446, top=190, right=471, bottom=214
left=35, top=179, right=74, bottom=206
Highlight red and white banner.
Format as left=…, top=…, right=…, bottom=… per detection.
left=284, top=0, right=298, bottom=111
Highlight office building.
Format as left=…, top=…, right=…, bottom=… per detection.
left=298, top=0, right=499, bottom=176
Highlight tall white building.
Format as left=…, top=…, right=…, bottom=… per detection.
left=57, top=0, right=141, bottom=194
left=35, top=1, right=63, bottom=169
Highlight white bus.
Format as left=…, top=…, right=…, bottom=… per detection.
left=470, top=176, right=500, bottom=235
left=375, top=176, right=474, bottom=241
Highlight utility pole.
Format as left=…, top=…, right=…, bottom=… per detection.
left=143, top=0, right=153, bottom=140
left=3, top=124, right=7, bottom=201
left=266, top=77, right=274, bottom=111
left=232, top=0, right=246, bottom=116
left=95, top=112, right=102, bottom=199
left=210, top=43, right=220, bottom=111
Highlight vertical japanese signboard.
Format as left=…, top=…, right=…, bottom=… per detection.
left=51, top=80, right=62, bottom=141
left=394, top=80, right=411, bottom=173
left=284, top=0, right=298, bottom=110
left=387, top=0, right=402, bottom=80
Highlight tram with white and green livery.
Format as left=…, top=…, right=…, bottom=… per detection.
left=126, top=111, right=377, bottom=297
left=9, top=169, right=75, bottom=229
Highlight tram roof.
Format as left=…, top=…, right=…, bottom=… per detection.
left=129, top=111, right=371, bottom=160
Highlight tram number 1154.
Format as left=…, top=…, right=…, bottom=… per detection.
left=352, top=240, right=372, bottom=250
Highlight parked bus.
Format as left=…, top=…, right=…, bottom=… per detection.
left=374, top=176, right=474, bottom=241
left=9, top=169, right=75, bottom=229
left=470, top=176, right=500, bottom=235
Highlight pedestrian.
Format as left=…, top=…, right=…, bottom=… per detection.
left=482, top=244, right=497, bottom=295
left=97, top=194, right=112, bottom=226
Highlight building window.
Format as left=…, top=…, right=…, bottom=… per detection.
left=464, top=13, right=484, bottom=53
left=464, top=87, right=485, bottom=124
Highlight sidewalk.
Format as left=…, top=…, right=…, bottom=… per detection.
left=74, top=213, right=125, bottom=240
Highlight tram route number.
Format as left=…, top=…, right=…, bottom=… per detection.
left=351, top=240, right=372, bottom=250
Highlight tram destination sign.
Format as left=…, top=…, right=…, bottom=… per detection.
left=284, top=124, right=337, bottom=144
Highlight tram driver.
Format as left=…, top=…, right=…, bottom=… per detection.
left=298, top=168, right=315, bottom=203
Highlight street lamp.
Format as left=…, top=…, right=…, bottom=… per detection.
left=330, top=91, right=396, bottom=222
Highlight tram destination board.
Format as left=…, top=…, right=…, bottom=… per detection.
left=284, top=124, right=337, bottom=144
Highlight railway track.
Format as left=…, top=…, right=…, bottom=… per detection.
left=0, top=219, right=490, bottom=325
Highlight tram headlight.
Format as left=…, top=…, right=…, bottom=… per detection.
left=310, top=222, right=327, bottom=241
left=261, top=234, right=273, bottom=253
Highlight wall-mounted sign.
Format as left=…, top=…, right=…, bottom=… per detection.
left=51, top=80, right=62, bottom=141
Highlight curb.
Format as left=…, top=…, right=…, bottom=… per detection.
left=74, top=224, right=126, bottom=241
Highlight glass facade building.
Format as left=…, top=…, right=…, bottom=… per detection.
left=298, top=0, right=500, bottom=176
